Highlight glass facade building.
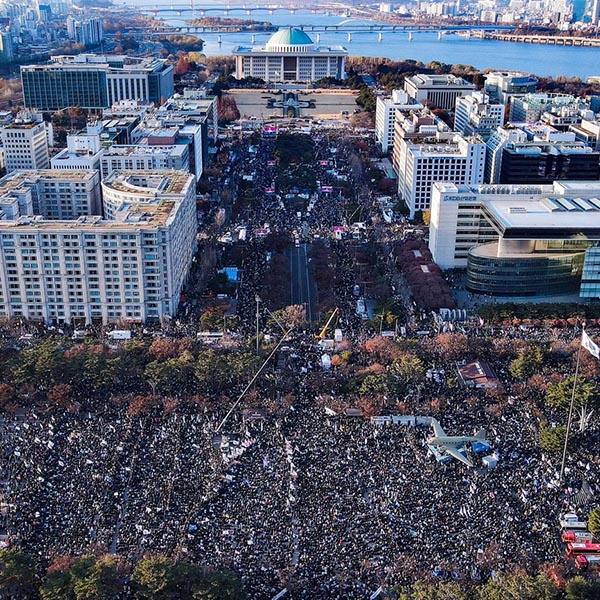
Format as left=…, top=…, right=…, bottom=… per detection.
left=467, top=243, right=586, bottom=296
left=21, top=56, right=173, bottom=111
left=22, top=68, right=108, bottom=111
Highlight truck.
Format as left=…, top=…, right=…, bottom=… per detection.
left=107, top=330, right=131, bottom=340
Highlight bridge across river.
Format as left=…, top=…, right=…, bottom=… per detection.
left=139, top=23, right=513, bottom=36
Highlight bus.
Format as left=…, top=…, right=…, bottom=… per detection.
left=575, top=554, right=600, bottom=572
left=565, top=542, right=600, bottom=557
left=562, top=530, right=594, bottom=543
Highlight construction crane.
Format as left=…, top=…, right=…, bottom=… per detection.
left=317, top=307, right=339, bottom=340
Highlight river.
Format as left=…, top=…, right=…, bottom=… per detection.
left=119, top=1, right=600, bottom=80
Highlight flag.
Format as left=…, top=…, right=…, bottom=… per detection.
left=582, top=330, right=600, bottom=359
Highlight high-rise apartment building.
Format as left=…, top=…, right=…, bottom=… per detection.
left=21, top=55, right=174, bottom=111
left=100, top=144, right=190, bottom=180
left=0, top=170, right=196, bottom=324
left=509, top=93, right=584, bottom=123
left=66, top=16, right=104, bottom=47
left=51, top=123, right=104, bottom=172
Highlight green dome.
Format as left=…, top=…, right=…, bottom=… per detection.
left=266, top=27, right=313, bottom=48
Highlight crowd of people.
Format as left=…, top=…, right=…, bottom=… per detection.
left=1, top=125, right=599, bottom=599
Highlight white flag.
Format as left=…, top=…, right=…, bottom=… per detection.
left=582, top=330, right=600, bottom=359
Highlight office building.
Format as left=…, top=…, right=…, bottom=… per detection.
left=0, top=169, right=197, bottom=324
left=403, top=74, right=475, bottom=110
left=0, top=117, right=49, bottom=173
left=570, top=118, right=600, bottom=151
left=394, top=130, right=486, bottom=217
left=429, top=181, right=600, bottom=298
left=454, top=91, right=504, bottom=140
left=0, top=170, right=101, bottom=219
left=21, top=55, right=174, bottom=111
left=100, top=144, right=190, bottom=179
left=233, top=27, right=347, bottom=83
left=375, top=90, right=422, bottom=152
left=132, top=91, right=218, bottom=176
left=51, top=122, right=104, bottom=172
left=509, top=93, right=583, bottom=123
left=485, top=126, right=600, bottom=184
left=484, top=71, right=538, bottom=105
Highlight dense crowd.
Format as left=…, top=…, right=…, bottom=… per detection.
left=1, top=127, right=599, bottom=599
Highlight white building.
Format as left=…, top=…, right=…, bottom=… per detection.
left=509, top=93, right=583, bottom=123
left=404, top=74, right=475, bottom=111
left=0, top=118, right=49, bottom=173
left=233, top=28, right=347, bottom=83
left=100, top=144, right=190, bottom=179
left=0, top=170, right=101, bottom=219
left=454, top=91, right=504, bottom=139
left=375, top=90, right=422, bottom=152
left=395, top=134, right=486, bottom=217
left=51, top=122, right=104, bottom=172
left=0, top=170, right=197, bottom=324
left=428, top=180, right=600, bottom=299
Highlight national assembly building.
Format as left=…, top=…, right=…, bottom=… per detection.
left=233, top=28, right=347, bottom=83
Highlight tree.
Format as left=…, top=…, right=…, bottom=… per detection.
left=71, top=555, right=122, bottom=600
left=476, top=570, right=560, bottom=600
left=509, top=346, right=544, bottom=379
left=431, top=333, right=468, bottom=361
left=192, top=569, right=244, bottom=600
left=131, top=557, right=176, bottom=600
left=566, top=576, right=600, bottom=600
left=278, top=305, right=306, bottom=329
left=546, top=376, right=598, bottom=411
left=41, top=571, right=75, bottom=600
left=47, top=383, right=73, bottom=409
left=588, top=506, right=600, bottom=537
left=0, top=549, right=38, bottom=599
left=0, top=383, right=15, bottom=409
left=174, top=56, right=190, bottom=76
left=390, top=353, right=424, bottom=381
left=539, top=425, right=567, bottom=453
left=41, top=556, right=76, bottom=600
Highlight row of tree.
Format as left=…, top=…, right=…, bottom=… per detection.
left=0, top=550, right=244, bottom=600
left=0, top=337, right=262, bottom=413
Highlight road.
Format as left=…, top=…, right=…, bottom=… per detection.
left=288, top=243, right=316, bottom=323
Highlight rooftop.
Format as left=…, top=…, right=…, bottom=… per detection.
left=4, top=200, right=177, bottom=230
left=102, top=170, right=193, bottom=197
left=103, top=144, right=187, bottom=158
left=482, top=195, right=600, bottom=234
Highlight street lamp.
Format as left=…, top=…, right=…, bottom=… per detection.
left=255, top=294, right=261, bottom=355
